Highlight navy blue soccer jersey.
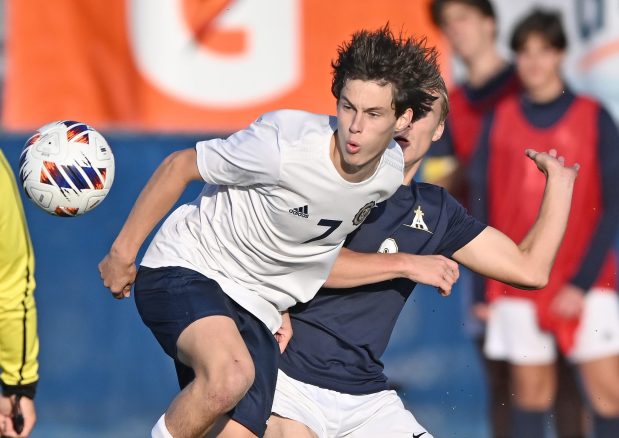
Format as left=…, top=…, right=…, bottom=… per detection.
left=279, top=182, right=486, bottom=394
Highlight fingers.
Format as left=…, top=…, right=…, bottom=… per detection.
left=99, top=255, right=136, bottom=300
left=111, top=284, right=132, bottom=300
left=526, top=148, right=580, bottom=175
left=438, top=287, right=451, bottom=297
left=437, top=259, right=459, bottom=297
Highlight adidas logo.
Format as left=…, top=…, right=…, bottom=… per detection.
left=289, top=205, right=309, bottom=218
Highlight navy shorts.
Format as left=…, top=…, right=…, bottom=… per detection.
left=134, top=266, right=279, bottom=437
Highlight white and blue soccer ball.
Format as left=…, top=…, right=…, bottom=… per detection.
left=19, top=121, right=115, bottom=216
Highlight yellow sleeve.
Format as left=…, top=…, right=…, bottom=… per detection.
left=0, top=150, right=39, bottom=398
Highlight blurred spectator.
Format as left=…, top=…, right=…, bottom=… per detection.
left=0, top=149, right=38, bottom=437
left=428, top=2, right=520, bottom=436
left=429, top=2, right=587, bottom=437
left=427, top=0, right=519, bottom=201
left=471, top=9, right=619, bottom=438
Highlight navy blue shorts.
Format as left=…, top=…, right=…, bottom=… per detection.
left=134, top=266, right=279, bottom=437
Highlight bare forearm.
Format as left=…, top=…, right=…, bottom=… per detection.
left=518, top=171, right=575, bottom=275
left=453, top=150, right=578, bottom=290
left=324, top=248, right=407, bottom=288
left=325, top=248, right=459, bottom=294
left=112, top=151, right=198, bottom=259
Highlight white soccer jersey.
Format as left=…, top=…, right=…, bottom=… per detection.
left=141, top=110, right=404, bottom=332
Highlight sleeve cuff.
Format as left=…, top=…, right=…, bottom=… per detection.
left=569, top=274, right=593, bottom=294
left=195, top=141, right=215, bottom=184
left=1, top=381, right=37, bottom=400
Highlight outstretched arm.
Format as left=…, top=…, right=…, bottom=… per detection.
left=452, top=149, right=578, bottom=289
left=99, top=148, right=203, bottom=298
left=323, top=248, right=460, bottom=295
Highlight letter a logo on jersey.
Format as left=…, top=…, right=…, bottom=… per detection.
left=405, top=206, right=432, bottom=233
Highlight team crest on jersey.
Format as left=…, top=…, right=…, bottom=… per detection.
left=378, top=238, right=398, bottom=254
left=352, top=201, right=376, bottom=226
left=404, top=206, right=432, bottom=234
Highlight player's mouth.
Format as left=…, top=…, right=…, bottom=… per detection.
left=394, top=135, right=410, bottom=150
left=346, top=141, right=361, bottom=154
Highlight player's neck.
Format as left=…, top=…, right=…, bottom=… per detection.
left=403, top=162, right=421, bottom=186
left=525, top=77, right=564, bottom=104
left=465, top=49, right=506, bottom=88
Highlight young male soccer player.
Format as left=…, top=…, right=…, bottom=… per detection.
left=264, top=78, right=579, bottom=437
left=471, top=10, right=619, bottom=437
left=98, top=27, right=442, bottom=438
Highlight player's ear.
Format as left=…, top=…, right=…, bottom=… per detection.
left=432, top=121, right=446, bottom=141
left=395, top=108, right=413, bottom=131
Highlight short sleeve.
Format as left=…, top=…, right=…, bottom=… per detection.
left=437, top=190, right=486, bottom=257
left=196, top=115, right=282, bottom=186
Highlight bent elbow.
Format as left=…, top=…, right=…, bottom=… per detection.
left=512, top=271, right=549, bottom=290
left=529, top=274, right=549, bottom=290
left=163, top=149, right=201, bottom=183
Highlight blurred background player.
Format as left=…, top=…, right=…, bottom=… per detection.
left=429, top=2, right=585, bottom=437
left=427, top=0, right=518, bottom=199
left=0, top=149, right=38, bottom=437
left=470, top=9, right=619, bottom=438
left=264, top=76, right=579, bottom=438
left=99, top=27, right=439, bottom=438
left=427, top=1, right=520, bottom=435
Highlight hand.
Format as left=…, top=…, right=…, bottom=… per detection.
left=275, top=311, right=293, bottom=353
left=550, top=284, right=585, bottom=319
left=98, top=247, right=137, bottom=300
left=525, top=149, right=579, bottom=181
left=401, top=254, right=459, bottom=297
left=0, top=395, right=36, bottom=437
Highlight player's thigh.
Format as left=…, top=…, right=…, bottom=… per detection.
left=484, top=297, right=556, bottom=365
left=578, top=354, right=619, bottom=416
left=270, top=370, right=331, bottom=438
left=265, top=415, right=319, bottom=438
left=177, top=315, right=253, bottom=379
left=207, top=417, right=258, bottom=438
left=510, top=362, right=556, bottom=409
left=226, top=301, right=281, bottom=438
left=345, top=391, right=433, bottom=438
left=134, top=266, right=254, bottom=380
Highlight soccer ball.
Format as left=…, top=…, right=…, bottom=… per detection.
left=19, top=121, right=115, bottom=216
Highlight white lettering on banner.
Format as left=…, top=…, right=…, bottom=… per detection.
left=128, top=0, right=300, bottom=107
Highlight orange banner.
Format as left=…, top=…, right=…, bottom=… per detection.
left=3, top=0, right=445, bottom=132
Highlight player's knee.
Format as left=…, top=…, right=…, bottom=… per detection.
left=514, top=379, right=555, bottom=410
left=589, top=386, right=619, bottom=417
left=194, top=361, right=255, bottom=413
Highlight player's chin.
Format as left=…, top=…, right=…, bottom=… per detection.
left=342, top=154, right=369, bottom=171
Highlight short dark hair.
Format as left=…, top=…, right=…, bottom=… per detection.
left=510, top=9, right=567, bottom=52
left=429, top=0, right=495, bottom=27
left=331, top=25, right=441, bottom=121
